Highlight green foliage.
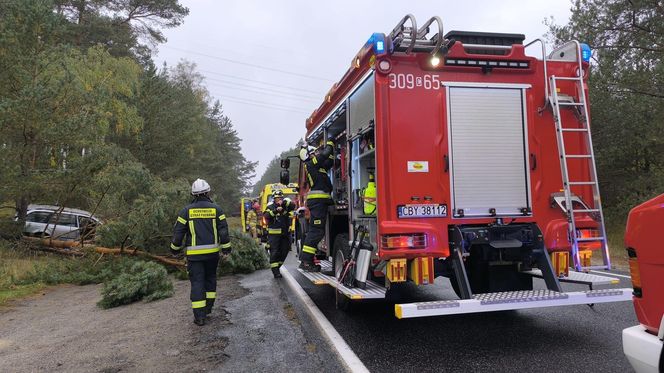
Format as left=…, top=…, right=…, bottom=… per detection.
left=252, top=143, right=302, bottom=196
left=218, top=229, right=269, bottom=275
left=548, top=1, right=664, bottom=225
left=54, top=0, right=189, bottom=58
left=97, top=260, right=174, bottom=309
left=0, top=220, right=23, bottom=240
left=0, top=1, right=255, bottom=251
left=20, top=255, right=137, bottom=286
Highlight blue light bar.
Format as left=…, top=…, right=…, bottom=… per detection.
left=580, top=43, right=591, bottom=62
left=368, top=33, right=387, bottom=55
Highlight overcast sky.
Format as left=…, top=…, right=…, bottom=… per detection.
left=154, top=0, right=573, bottom=184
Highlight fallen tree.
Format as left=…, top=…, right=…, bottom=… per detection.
left=21, top=237, right=185, bottom=268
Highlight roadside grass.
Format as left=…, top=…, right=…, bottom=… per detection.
left=0, top=226, right=267, bottom=306
left=227, top=216, right=242, bottom=231
left=605, top=223, right=628, bottom=270
left=0, top=241, right=174, bottom=307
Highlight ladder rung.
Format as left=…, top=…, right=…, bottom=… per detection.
left=568, top=181, right=596, bottom=185
left=579, top=265, right=612, bottom=270
left=576, top=237, right=605, bottom=242
left=565, top=155, right=592, bottom=159
left=558, top=102, right=584, bottom=107
left=572, top=208, right=600, bottom=213
left=553, top=77, right=583, bottom=81
left=561, top=128, right=588, bottom=132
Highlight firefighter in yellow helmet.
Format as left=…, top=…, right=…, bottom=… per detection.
left=171, top=178, right=231, bottom=326
left=264, top=190, right=295, bottom=278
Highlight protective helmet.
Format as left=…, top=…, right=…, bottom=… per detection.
left=272, top=190, right=284, bottom=199
left=191, top=178, right=211, bottom=195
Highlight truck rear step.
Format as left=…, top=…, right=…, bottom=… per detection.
left=394, top=288, right=633, bottom=319
left=297, top=260, right=386, bottom=300
left=523, top=268, right=620, bottom=286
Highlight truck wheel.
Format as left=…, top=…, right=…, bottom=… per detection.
left=333, top=233, right=352, bottom=311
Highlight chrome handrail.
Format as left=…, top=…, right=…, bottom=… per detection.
left=524, top=38, right=549, bottom=112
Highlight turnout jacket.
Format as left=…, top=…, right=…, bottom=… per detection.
left=304, top=141, right=335, bottom=196
left=264, top=199, right=295, bottom=235
left=171, top=196, right=231, bottom=260
left=246, top=209, right=258, bottom=229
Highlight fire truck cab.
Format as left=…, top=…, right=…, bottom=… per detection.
left=284, top=15, right=632, bottom=317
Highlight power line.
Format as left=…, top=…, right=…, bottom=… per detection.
left=219, top=97, right=311, bottom=115
left=204, top=78, right=320, bottom=102
left=162, top=45, right=335, bottom=82
left=198, top=68, right=324, bottom=95
left=211, top=92, right=312, bottom=113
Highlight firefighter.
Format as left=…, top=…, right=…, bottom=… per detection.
left=171, top=178, right=231, bottom=326
left=264, top=190, right=295, bottom=278
left=298, top=139, right=335, bottom=272
left=246, top=202, right=260, bottom=243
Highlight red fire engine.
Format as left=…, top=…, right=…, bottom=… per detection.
left=281, top=15, right=632, bottom=317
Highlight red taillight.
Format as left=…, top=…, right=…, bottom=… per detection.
left=627, top=248, right=642, bottom=297
left=381, top=234, right=426, bottom=249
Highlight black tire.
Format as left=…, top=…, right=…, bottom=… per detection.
left=332, top=233, right=352, bottom=311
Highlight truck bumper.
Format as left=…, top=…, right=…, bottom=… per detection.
left=623, top=325, right=663, bottom=373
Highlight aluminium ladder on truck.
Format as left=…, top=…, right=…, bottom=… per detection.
left=548, top=41, right=611, bottom=272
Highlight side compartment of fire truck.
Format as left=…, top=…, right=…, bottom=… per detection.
left=294, top=14, right=632, bottom=318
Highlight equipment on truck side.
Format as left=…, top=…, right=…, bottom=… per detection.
left=280, top=14, right=631, bottom=318
left=361, top=170, right=376, bottom=215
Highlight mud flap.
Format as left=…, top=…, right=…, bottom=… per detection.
left=449, top=226, right=473, bottom=299
left=530, top=224, right=562, bottom=292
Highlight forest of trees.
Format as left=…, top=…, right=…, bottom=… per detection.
left=0, top=0, right=256, bottom=251
left=251, top=143, right=301, bottom=196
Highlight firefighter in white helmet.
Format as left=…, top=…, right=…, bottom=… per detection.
left=171, top=178, right=231, bottom=326
left=298, top=139, right=335, bottom=272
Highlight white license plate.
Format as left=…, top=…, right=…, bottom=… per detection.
left=398, top=204, right=448, bottom=218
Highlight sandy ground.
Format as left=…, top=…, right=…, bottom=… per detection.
left=0, top=270, right=341, bottom=373
left=0, top=277, right=243, bottom=372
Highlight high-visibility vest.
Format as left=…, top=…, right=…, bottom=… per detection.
left=363, top=174, right=376, bottom=215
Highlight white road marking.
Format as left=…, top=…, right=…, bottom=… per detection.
left=281, top=267, right=369, bottom=373
left=590, top=270, right=632, bottom=279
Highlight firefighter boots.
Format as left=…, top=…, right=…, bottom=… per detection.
left=193, top=307, right=207, bottom=326
left=299, top=261, right=321, bottom=272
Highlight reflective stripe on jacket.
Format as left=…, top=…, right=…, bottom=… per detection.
left=263, top=199, right=295, bottom=235
left=171, top=197, right=231, bottom=256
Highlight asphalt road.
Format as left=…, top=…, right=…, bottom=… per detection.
left=283, top=256, right=636, bottom=373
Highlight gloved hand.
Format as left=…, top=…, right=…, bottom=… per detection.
left=170, top=248, right=183, bottom=258
left=276, top=206, right=284, bottom=213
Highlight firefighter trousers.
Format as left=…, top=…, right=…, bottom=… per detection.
left=268, top=233, right=290, bottom=276
left=299, top=198, right=330, bottom=263
left=187, top=257, right=218, bottom=319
